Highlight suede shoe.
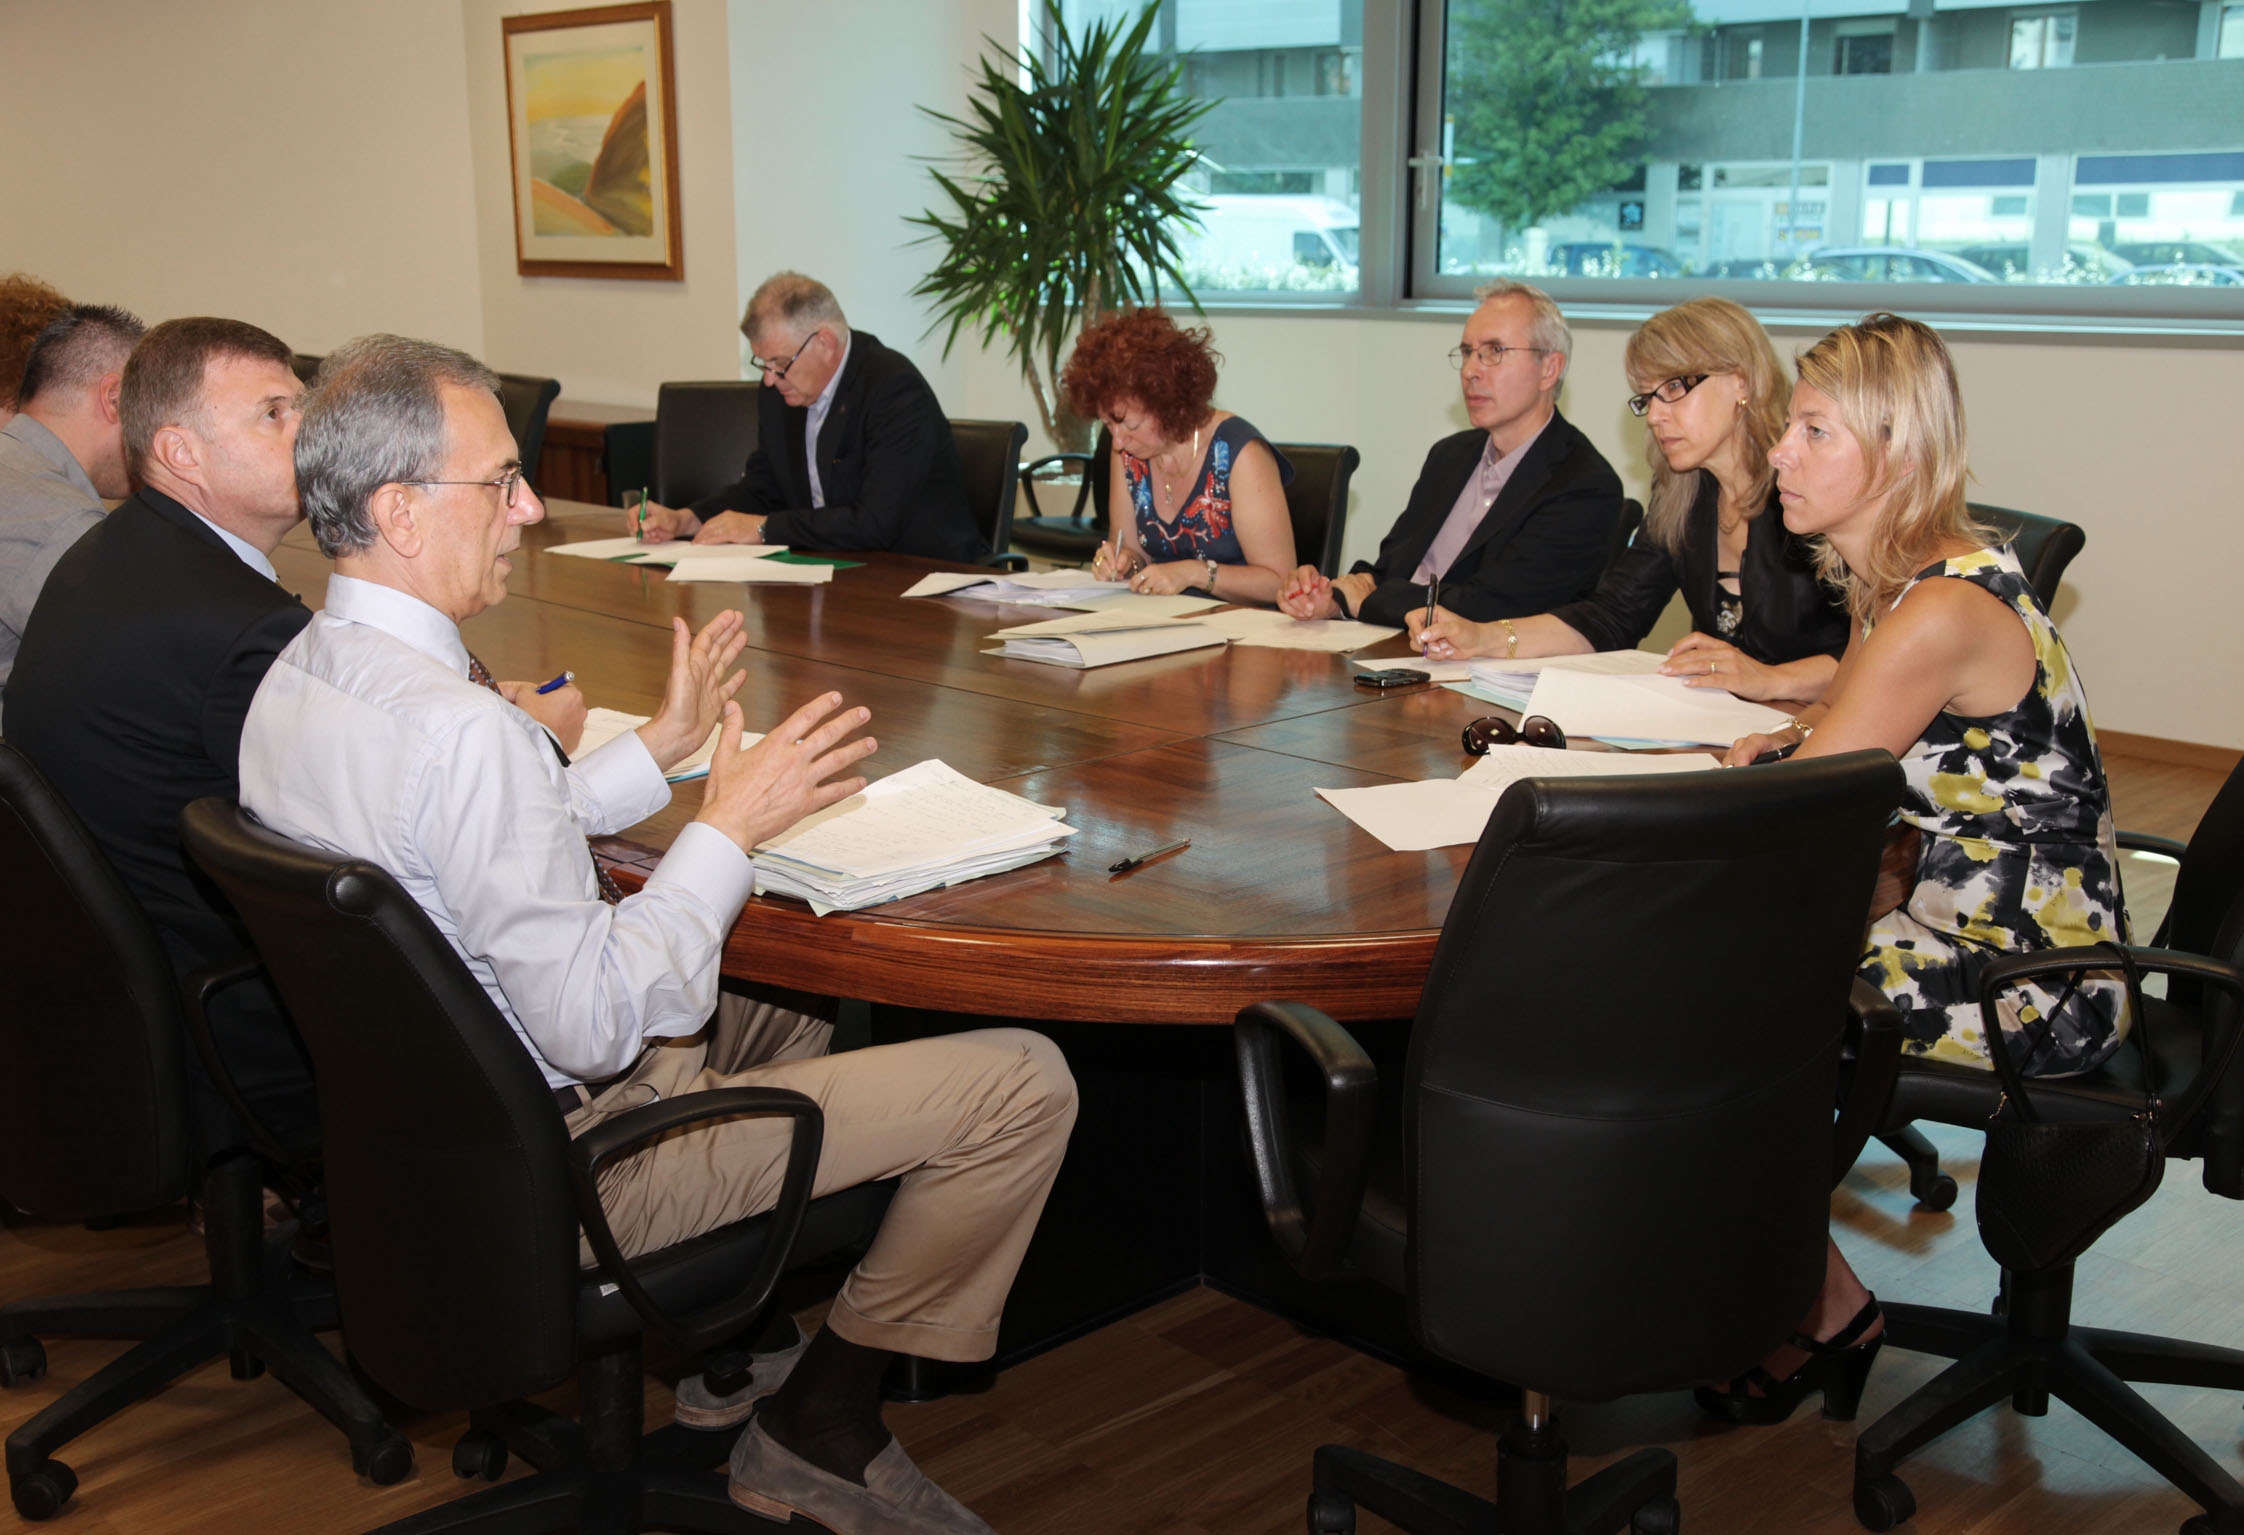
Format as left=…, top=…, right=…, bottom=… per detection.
left=672, top=1333, right=811, bottom=1430
left=728, top=1419, right=994, bottom=1534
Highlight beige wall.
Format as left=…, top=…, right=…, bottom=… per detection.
left=1, top=0, right=2236, bottom=747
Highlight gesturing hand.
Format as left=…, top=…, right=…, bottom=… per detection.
left=697, top=692, right=877, bottom=853
left=635, top=612, right=749, bottom=773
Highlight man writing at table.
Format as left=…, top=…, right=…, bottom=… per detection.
left=630, top=271, right=981, bottom=562
left=242, top=334, right=1076, bottom=1534
left=1278, top=279, right=1622, bottom=629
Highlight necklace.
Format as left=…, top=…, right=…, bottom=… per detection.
left=1158, top=425, right=1202, bottom=503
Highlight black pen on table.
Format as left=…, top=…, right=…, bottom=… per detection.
left=535, top=671, right=574, bottom=695
left=1109, top=837, right=1190, bottom=874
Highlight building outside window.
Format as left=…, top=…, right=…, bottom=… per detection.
left=2009, top=12, right=2077, bottom=69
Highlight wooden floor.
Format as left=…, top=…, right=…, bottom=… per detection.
left=2, top=752, right=2230, bottom=1535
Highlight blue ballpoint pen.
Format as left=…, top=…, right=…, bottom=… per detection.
left=535, top=671, right=574, bottom=695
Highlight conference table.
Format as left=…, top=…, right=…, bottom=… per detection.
left=268, top=500, right=1595, bottom=1368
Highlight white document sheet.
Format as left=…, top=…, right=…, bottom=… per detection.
left=575, top=707, right=765, bottom=782
left=901, top=569, right=1127, bottom=608
left=1351, top=656, right=1474, bottom=682
left=756, top=759, right=1067, bottom=879
left=1190, top=607, right=1400, bottom=653
left=992, top=599, right=1214, bottom=637
left=619, top=543, right=786, bottom=566
left=1068, top=591, right=1224, bottom=620
left=1316, top=746, right=1715, bottom=852
left=1524, top=666, right=1790, bottom=747
left=663, top=556, right=834, bottom=584
left=546, top=536, right=670, bottom=561
left=988, top=624, right=1228, bottom=669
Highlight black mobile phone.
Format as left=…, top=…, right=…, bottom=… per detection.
left=1354, top=668, right=1426, bottom=688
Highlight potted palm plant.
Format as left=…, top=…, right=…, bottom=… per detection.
left=910, top=0, right=1212, bottom=451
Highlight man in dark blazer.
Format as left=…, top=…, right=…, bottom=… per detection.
left=1279, top=281, right=1623, bottom=630
left=632, top=272, right=981, bottom=562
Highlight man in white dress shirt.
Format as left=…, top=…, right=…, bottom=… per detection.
left=239, top=334, right=1075, bottom=1534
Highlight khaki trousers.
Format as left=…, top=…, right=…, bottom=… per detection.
left=565, top=990, right=1077, bottom=1364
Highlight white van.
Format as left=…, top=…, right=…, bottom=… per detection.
left=1175, top=195, right=1360, bottom=289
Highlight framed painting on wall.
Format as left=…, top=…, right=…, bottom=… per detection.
left=501, top=1, right=683, bottom=280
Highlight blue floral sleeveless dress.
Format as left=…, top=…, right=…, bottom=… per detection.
left=1123, top=416, right=1293, bottom=567
left=1861, top=545, right=2128, bottom=1076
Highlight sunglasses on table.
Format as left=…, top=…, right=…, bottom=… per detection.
left=1462, top=715, right=1568, bottom=754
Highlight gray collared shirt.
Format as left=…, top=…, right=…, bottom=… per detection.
left=0, top=413, right=106, bottom=723
left=804, top=331, right=852, bottom=509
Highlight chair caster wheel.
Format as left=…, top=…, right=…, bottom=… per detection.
left=0, top=1336, right=47, bottom=1386
left=1915, top=1172, right=1958, bottom=1212
left=12, top=1459, right=78, bottom=1521
left=1854, top=1472, right=1915, bottom=1530
left=1306, top=1489, right=1356, bottom=1532
left=452, top=1430, right=508, bottom=1481
left=1632, top=1496, right=1682, bottom=1534
left=360, top=1431, right=415, bottom=1486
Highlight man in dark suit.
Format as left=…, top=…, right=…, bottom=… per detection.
left=1279, top=281, right=1623, bottom=631
left=631, top=272, right=980, bottom=562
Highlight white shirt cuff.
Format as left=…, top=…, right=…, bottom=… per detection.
left=572, top=726, right=672, bottom=834
left=646, top=821, right=757, bottom=925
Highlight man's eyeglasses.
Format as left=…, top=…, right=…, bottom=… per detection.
left=1462, top=714, right=1568, bottom=754
left=1626, top=374, right=1711, bottom=416
left=402, top=466, right=526, bottom=507
left=1448, top=341, right=1553, bottom=372
left=750, top=328, right=824, bottom=381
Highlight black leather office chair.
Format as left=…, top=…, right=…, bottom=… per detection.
left=496, top=372, right=562, bottom=488
left=0, top=745, right=402, bottom=1521
left=1855, top=755, right=2244, bottom=1533
left=1014, top=426, right=1113, bottom=562
left=1970, top=501, right=2086, bottom=605
left=1235, top=751, right=1904, bottom=1534
left=947, top=417, right=1030, bottom=569
left=1277, top=443, right=1359, bottom=578
left=179, top=799, right=891, bottom=1535
left=654, top=381, right=762, bottom=510
left=1605, top=498, right=1646, bottom=580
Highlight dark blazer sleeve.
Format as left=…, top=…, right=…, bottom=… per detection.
left=1545, top=533, right=1680, bottom=652
left=686, top=451, right=792, bottom=523
left=1347, top=435, right=1476, bottom=624
left=201, top=601, right=313, bottom=778
left=759, top=362, right=949, bottom=553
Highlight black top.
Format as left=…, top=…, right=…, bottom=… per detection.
left=1350, top=409, right=1623, bottom=629
left=1546, top=474, right=1850, bottom=664
left=688, top=329, right=980, bottom=563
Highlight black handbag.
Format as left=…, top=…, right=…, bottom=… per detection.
left=1975, top=943, right=2163, bottom=1275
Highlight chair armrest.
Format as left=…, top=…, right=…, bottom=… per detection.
left=982, top=552, right=1030, bottom=573
left=1232, top=1001, right=1378, bottom=1282
left=2116, top=831, right=2188, bottom=861
left=1839, top=979, right=1904, bottom=1180
left=566, top=1087, right=823, bottom=1353
left=182, top=956, right=304, bottom=1177
left=1021, top=452, right=1095, bottom=525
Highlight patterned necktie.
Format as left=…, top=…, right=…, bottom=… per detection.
left=465, top=651, right=624, bottom=905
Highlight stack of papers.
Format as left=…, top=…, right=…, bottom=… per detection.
left=1315, top=745, right=1716, bottom=852
left=753, top=759, right=1074, bottom=914
left=1465, top=649, right=1668, bottom=712
left=1191, top=607, right=1399, bottom=653
left=1524, top=667, right=1790, bottom=748
left=576, top=708, right=763, bottom=783
left=903, top=569, right=1125, bottom=607
left=987, top=622, right=1228, bottom=669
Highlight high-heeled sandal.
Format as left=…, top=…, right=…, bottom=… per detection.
left=1693, top=1295, right=1884, bottom=1426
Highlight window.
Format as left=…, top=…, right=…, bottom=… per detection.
left=2009, top=13, right=2077, bottom=70
left=1412, top=0, right=2244, bottom=313
left=1061, top=0, right=1365, bottom=299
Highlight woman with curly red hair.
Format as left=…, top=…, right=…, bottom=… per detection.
left=1059, top=308, right=1295, bottom=604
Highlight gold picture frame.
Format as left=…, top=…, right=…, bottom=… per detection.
left=501, top=1, right=684, bottom=281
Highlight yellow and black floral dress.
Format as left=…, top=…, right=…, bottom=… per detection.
left=1860, top=546, right=2128, bottom=1075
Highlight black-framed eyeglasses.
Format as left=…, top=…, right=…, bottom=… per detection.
left=749, top=328, right=824, bottom=381
left=1448, top=341, right=1553, bottom=372
left=1626, top=375, right=1711, bottom=416
left=1462, top=714, right=1568, bottom=754
left=401, top=466, right=526, bottom=507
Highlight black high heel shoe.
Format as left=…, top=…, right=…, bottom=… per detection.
left=1694, top=1295, right=1884, bottom=1426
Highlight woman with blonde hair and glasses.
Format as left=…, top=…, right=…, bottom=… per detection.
left=1698, top=312, right=2126, bottom=1425
left=1413, top=296, right=1849, bottom=700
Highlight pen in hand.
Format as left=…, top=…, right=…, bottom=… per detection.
left=535, top=671, right=575, bottom=695
left=1422, top=574, right=1441, bottom=655
left=630, top=487, right=650, bottom=540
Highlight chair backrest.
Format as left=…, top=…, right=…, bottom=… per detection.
left=1970, top=502, right=2086, bottom=606
left=496, top=372, right=562, bottom=487
left=1606, top=497, right=1646, bottom=578
left=1276, top=443, right=1359, bottom=578
left=654, top=381, right=762, bottom=509
left=949, top=418, right=1029, bottom=562
left=0, top=743, right=191, bottom=1217
left=179, top=799, right=583, bottom=1411
left=2169, top=754, right=2244, bottom=968
left=1404, top=751, right=1901, bottom=1400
